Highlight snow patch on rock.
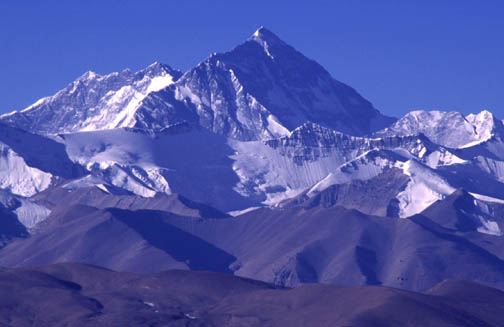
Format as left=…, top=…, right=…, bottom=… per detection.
left=395, top=160, right=456, bottom=217
left=0, top=145, right=52, bottom=197
left=0, top=190, right=51, bottom=229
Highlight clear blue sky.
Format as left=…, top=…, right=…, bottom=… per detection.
left=1, top=0, right=503, bottom=118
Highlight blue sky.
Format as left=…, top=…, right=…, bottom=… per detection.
left=1, top=0, right=503, bottom=118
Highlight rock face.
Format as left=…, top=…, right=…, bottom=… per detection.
left=0, top=62, right=182, bottom=134
left=140, top=27, right=395, bottom=140
left=1, top=28, right=394, bottom=140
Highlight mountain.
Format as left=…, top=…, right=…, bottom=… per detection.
left=279, top=167, right=410, bottom=216
left=32, top=186, right=229, bottom=219
left=375, top=110, right=504, bottom=149
left=0, top=204, right=234, bottom=273
left=418, top=189, right=503, bottom=235
left=1, top=28, right=394, bottom=140
left=0, top=122, right=84, bottom=197
left=2, top=263, right=504, bottom=327
left=0, top=62, right=182, bottom=135
left=134, top=27, right=395, bottom=140
left=0, top=122, right=85, bottom=232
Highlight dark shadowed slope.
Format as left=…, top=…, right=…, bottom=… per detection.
left=415, top=188, right=504, bottom=234
left=0, top=205, right=235, bottom=273
left=32, top=185, right=230, bottom=218
left=0, top=203, right=28, bottom=247
left=1, top=263, right=504, bottom=327
left=108, top=208, right=235, bottom=273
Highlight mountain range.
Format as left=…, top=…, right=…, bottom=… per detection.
left=1, top=26, right=504, bottom=313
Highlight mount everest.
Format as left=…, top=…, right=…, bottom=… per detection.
left=1, top=27, right=504, bottom=293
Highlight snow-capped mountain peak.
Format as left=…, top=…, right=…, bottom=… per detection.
left=131, top=28, right=395, bottom=140
left=250, top=26, right=279, bottom=41
left=78, top=70, right=100, bottom=81
left=376, top=109, right=503, bottom=148
left=142, top=61, right=178, bottom=78
left=248, top=26, right=286, bottom=58
left=0, top=62, right=182, bottom=135
left=464, top=110, right=499, bottom=141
